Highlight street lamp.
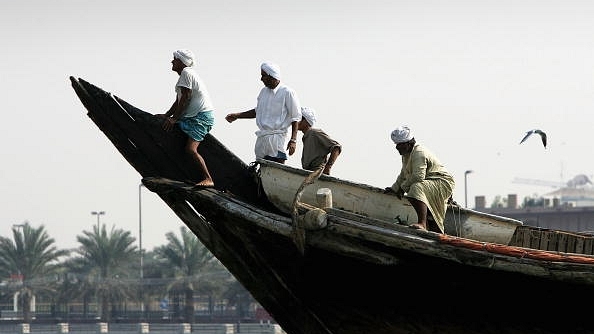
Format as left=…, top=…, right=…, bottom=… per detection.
left=138, top=183, right=144, bottom=314
left=464, top=170, right=474, bottom=208
left=91, top=211, right=105, bottom=230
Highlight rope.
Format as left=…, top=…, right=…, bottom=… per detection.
left=451, top=203, right=463, bottom=237
left=291, top=163, right=326, bottom=255
left=438, top=234, right=594, bottom=265
left=247, top=161, right=262, bottom=198
left=446, top=197, right=463, bottom=237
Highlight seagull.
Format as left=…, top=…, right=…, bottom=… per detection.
left=519, top=129, right=547, bottom=148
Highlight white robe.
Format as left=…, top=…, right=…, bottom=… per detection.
left=253, top=84, right=301, bottom=159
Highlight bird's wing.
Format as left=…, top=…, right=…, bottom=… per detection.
left=519, top=130, right=534, bottom=144
left=535, top=130, right=547, bottom=148
left=540, top=132, right=547, bottom=148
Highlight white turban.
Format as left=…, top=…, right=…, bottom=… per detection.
left=391, top=125, right=413, bottom=144
left=173, top=49, right=195, bottom=67
left=301, top=107, right=316, bottom=126
left=261, top=62, right=281, bottom=80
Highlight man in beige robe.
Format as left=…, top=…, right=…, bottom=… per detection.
left=386, top=125, right=455, bottom=233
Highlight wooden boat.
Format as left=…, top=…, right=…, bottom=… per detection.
left=70, top=76, right=594, bottom=334
left=257, top=159, right=523, bottom=245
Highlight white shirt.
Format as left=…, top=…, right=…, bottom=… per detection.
left=175, top=67, right=215, bottom=118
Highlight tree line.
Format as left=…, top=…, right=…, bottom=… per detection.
left=0, top=222, right=256, bottom=324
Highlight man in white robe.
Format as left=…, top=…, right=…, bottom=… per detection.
left=225, top=62, right=301, bottom=163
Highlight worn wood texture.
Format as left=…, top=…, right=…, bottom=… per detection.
left=144, top=177, right=594, bottom=334
left=72, top=77, right=594, bottom=334
left=70, top=76, right=275, bottom=208
left=509, top=225, right=594, bottom=255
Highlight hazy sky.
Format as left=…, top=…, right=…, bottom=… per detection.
left=2, top=0, right=594, bottom=250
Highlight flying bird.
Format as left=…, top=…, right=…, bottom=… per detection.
left=519, top=129, right=547, bottom=148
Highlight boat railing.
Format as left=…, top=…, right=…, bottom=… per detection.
left=509, top=225, right=594, bottom=256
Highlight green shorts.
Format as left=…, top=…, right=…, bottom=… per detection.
left=178, top=111, right=214, bottom=141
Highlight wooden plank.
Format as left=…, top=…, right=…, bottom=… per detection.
left=545, top=231, right=559, bottom=251
left=567, top=235, right=577, bottom=254
left=508, top=226, right=521, bottom=247
left=539, top=230, right=550, bottom=251
left=558, top=233, right=568, bottom=253
left=507, top=228, right=519, bottom=246
left=584, top=237, right=594, bottom=255
left=529, top=228, right=542, bottom=249
left=575, top=236, right=585, bottom=254
left=509, top=226, right=536, bottom=248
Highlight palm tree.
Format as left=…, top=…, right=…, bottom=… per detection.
left=222, top=280, right=257, bottom=319
left=0, top=222, right=69, bottom=323
left=50, top=266, right=84, bottom=321
left=70, top=224, right=137, bottom=322
left=154, top=226, right=229, bottom=323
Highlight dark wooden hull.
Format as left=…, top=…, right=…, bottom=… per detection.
left=71, top=77, right=594, bottom=334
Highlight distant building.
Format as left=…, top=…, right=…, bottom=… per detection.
left=542, top=187, right=594, bottom=207
left=474, top=192, right=594, bottom=233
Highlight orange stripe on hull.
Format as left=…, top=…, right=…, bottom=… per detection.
left=438, top=234, right=594, bottom=265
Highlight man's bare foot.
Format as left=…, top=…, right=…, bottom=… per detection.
left=409, top=223, right=427, bottom=231
left=194, top=179, right=214, bottom=188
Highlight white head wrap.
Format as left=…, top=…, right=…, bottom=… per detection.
left=261, top=62, right=281, bottom=80
left=391, top=125, right=413, bottom=144
left=173, top=49, right=195, bottom=67
left=301, top=107, right=316, bottom=126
